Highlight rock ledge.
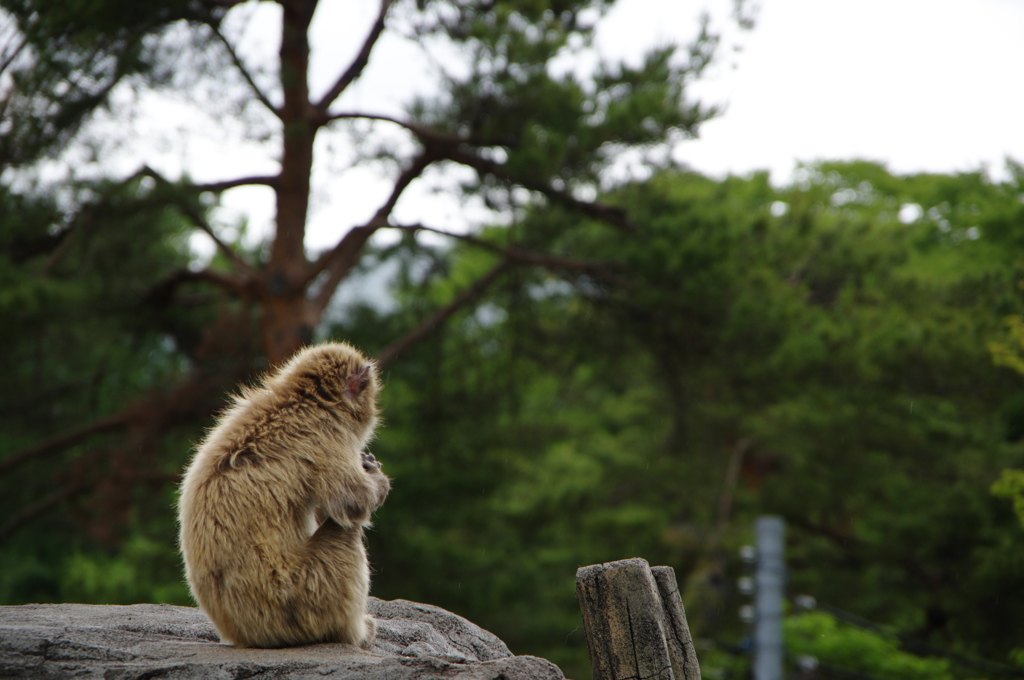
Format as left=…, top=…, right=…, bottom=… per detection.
left=0, top=597, right=564, bottom=680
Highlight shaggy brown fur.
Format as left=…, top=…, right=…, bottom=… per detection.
left=178, top=342, right=391, bottom=648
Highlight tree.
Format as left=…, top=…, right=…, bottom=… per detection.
left=785, top=610, right=954, bottom=680
left=0, top=0, right=736, bottom=550
left=0, top=176, right=205, bottom=601
left=10, top=4, right=1021, bottom=677
left=343, top=161, right=1024, bottom=677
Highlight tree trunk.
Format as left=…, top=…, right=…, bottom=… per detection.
left=264, top=0, right=318, bottom=365
left=261, top=292, right=317, bottom=366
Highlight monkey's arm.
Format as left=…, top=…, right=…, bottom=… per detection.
left=321, top=460, right=391, bottom=528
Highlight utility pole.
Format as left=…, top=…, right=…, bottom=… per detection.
left=754, top=516, right=786, bottom=680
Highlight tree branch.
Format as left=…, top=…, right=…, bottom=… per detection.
left=325, top=117, right=633, bottom=231
left=326, top=114, right=631, bottom=232
left=201, top=0, right=250, bottom=7
left=377, top=259, right=512, bottom=367
left=136, top=166, right=265, bottom=272
left=0, top=363, right=244, bottom=539
left=211, top=24, right=280, bottom=118
left=325, top=112, right=464, bottom=144
left=138, top=164, right=278, bottom=194
left=35, top=168, right=267, bottom=278
left=314, top=0, right=394, bottom=114
left=0, top=35, right=25, bottom=78
left=441, top=146, right=635, bottom=232
left=178, top=204, right=253, bottom=273
left=0, top=464, right=180, bottom=543
left=190, top=175, right=279, bottom=193
left=306, top=152, right=433, bottom=313
left=392, top=223, right=622, bottom=282
left=0, top=414, right=129, bottom=477
left=41, top=168, right=159, bottom=274
left=707, top=437, right=753, bottom=552
left=38, top=226, right=77, bottom=274
left=0, top=481, right=94, bottom=543
left=147, top=267, right=251, bottom=306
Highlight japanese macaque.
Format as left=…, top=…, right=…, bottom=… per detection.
left=178, top=342, right=390, bottom=649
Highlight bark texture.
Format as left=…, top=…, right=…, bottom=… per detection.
left=576, top=558, right=701, bottom=680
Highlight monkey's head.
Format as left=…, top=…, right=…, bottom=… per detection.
left=277, top=342, right=381, bottom=437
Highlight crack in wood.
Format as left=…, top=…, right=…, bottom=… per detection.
left=625, top=595, right=640, bottom=679
left=577, top=559, right=702, bottom=680
left=614, top=664, right=673, bottom=680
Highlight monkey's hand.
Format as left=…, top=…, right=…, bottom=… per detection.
left=361, top=450, right=382, bottom=472
left=361, top=451, right=391, bottom=512
left=322, top=455, right=391, bottom=528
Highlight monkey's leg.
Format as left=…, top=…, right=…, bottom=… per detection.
left=360, top=613, right=378, bottom=650
left=293, top=518, right=376, bottom=648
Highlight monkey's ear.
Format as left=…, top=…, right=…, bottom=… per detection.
left=345, top=364, right=373, bottom=401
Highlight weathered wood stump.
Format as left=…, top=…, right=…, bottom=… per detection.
left=576, top=558, right=701, bottom=680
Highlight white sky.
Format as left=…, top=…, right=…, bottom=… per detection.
left=675, top=0, right=1024, bottom=180
left=307, top=0, right=1024, bottom=250
left=50, top=0, right=1024, bottom=255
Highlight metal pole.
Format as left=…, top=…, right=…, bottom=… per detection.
left=754, top=516, right=785, bottom=680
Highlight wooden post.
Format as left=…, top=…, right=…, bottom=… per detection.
left=651, top=566, right=702, bottom=680
left=576, top=558, right=701, bottom=680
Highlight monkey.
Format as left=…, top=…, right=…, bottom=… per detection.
left=178, top=342, right=391, bottom=649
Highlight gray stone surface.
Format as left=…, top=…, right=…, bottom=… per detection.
left=0, top=597, right=564, bottom=680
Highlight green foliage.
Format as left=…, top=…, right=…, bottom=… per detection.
left=0, top=0, right=226, bottom=167
left=992, top=469, right=1024, bottom=531
left=989, top=317, right=1024, bottom=378
left=61, top=533, right=192, bottom=606
left=0, top=178, right=216, bottom=603
left=697, top=646, right=750, bottom=680
left=786, top=611, right=953, bottom=680
left=408, top=0, right=718, bottom=205
left=333, top=161, right=1024, bottom=677
left=1, top=0, right=728, bottom=622
left=3, top=0, right=1023, bottom=676
left=0, top=178, right=199, bottom=437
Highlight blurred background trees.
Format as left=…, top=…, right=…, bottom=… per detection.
left=351, top=163, right=1024, bottom=676
left=3, top=1, right=1024, bottom=679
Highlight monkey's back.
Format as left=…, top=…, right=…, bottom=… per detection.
left=179, top=343, right=385, bottom=649
left=178, top=391, right=368, bottom=647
